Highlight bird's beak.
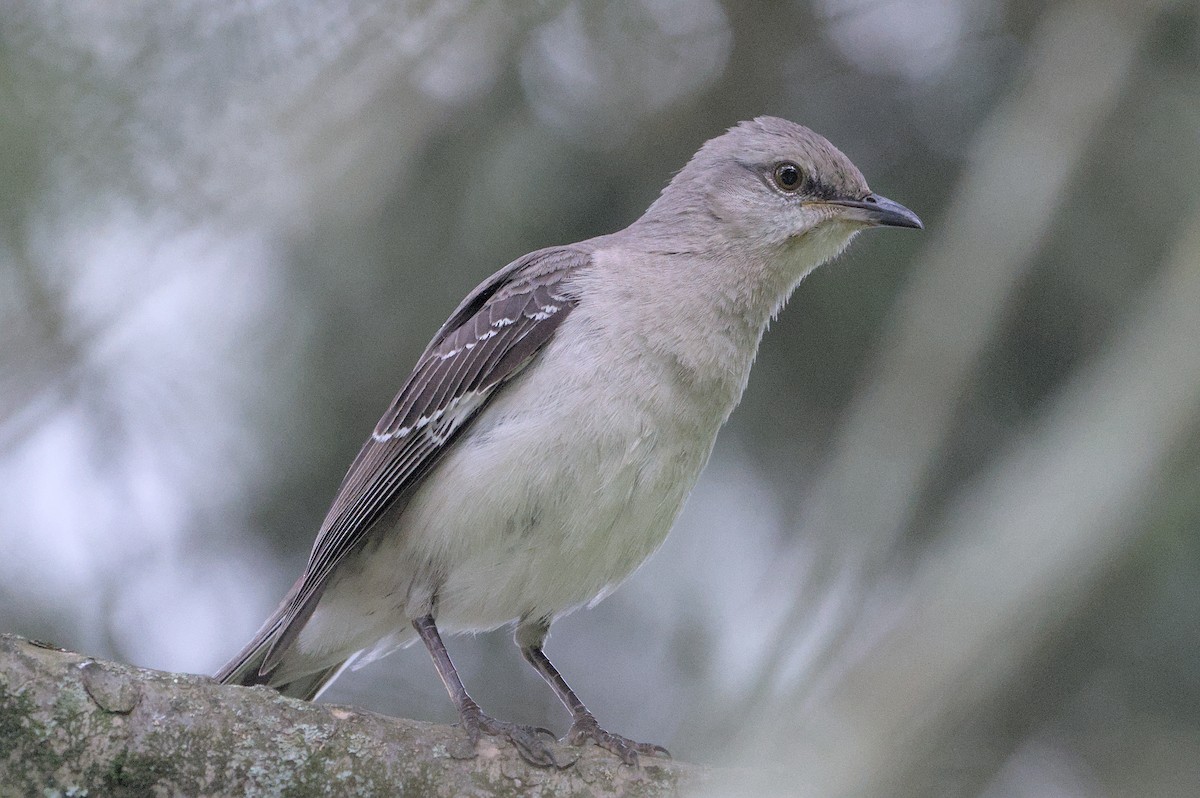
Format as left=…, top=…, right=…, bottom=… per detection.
left=822, top=193, right=924, bottom=230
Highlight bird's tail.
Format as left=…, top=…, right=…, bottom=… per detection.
left=214, top=597, right=348, bottom=701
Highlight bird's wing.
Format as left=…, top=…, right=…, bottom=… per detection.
left=256, top=246, right=588, bottom=675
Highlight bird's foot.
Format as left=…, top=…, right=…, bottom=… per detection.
left=460, top=702, right=561, bottom=767
left=566, top=713, right=671, bottom=766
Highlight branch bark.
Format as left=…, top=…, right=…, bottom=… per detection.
left=0, top=635, right=709, bottom=797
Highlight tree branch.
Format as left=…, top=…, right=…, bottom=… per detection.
left=0, top=635, right=709, bottom=796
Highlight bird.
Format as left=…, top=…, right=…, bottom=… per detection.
left=216, top=116, right=922, bottom=766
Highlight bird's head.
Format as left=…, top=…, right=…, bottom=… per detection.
left=638, top=116, right=921, bottom=289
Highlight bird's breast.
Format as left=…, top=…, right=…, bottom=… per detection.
left=397, top=307, right=733, bottom=629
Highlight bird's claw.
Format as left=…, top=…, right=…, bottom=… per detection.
left=460, top=706, right=562, bottom=767
left=566, top=714, right=671, bottom=766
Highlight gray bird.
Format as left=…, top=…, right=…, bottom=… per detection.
left=216, top=116, right=922, bottom=765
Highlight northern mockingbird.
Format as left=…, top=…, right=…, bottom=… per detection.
left=217, top=116, right=922, bottom=765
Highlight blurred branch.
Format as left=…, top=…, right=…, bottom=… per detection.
left=757, top=199, right=1200, bottom=796
left=0, top=634, right=707, bottom=797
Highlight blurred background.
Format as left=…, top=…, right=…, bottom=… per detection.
left=2, top=0, right=1198, bottom=795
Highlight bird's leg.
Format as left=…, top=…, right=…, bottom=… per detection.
left=412, top=615, right=559, bottom=767
left=516, top=619, right=671, bottom=766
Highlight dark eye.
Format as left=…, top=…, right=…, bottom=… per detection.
left=772, top=162, right=803, bottom=192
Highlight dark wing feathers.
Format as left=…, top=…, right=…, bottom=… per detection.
left=254, top=246, right=587, bottom=675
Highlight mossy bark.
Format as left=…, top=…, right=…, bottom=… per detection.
left=0, top=635, right=708, bottom=797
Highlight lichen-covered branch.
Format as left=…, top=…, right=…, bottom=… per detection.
left=0, top=635, right=708, bottom=797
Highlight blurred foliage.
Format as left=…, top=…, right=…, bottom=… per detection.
left=1, top=0, right=1198, bottom=795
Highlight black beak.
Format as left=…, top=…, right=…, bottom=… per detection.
left=827, top=193, right=923, bottom=230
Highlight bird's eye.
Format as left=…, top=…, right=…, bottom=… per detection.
left=772, top=162, right=803, bottom=192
